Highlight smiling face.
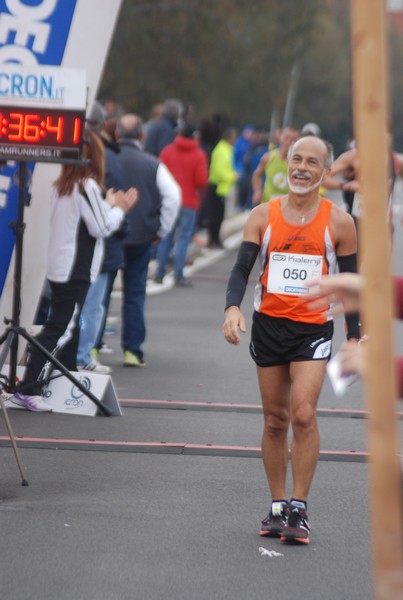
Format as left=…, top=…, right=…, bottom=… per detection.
left=287, top=137, right=330, bottom=196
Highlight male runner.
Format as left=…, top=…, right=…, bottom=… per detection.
left=222, top=136, right=359, bottom=544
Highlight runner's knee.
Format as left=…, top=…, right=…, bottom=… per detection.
left=291, top=404, right=317, bottom=432
left=263, top=410, right=289, bottom=437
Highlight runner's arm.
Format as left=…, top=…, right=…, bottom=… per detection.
left=223, top=207, right=264, bottom=345
left=337, top=253, right=360, bottom=340
left=251, top=152, right=269, bottom=205
left=225, top=241, right=260, bottom=310
left=332, top=207, right=360, bottom=339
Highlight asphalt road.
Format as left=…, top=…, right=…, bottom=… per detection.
left=0, top=194, right=402, bottom=600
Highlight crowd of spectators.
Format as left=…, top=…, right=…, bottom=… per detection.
left=15, top=92, right=383, bottom=403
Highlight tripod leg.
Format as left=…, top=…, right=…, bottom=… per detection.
left=0, top=329, right=17, bottom=391
left=0, top=394, right=28, bottom=486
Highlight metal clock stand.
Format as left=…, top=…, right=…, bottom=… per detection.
left=0, top=160, right=112, bottom=485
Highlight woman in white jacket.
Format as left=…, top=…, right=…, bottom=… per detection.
left=12, top=130, right=137, bottom=411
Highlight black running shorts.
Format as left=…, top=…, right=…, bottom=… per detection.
left=249, top=311, right=334, bottom=367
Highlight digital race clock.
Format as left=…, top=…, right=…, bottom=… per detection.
left=0, top=106, right=85, bottom=161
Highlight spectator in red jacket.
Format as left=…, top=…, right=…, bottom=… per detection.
left=154, top=122, right=209, bottom=286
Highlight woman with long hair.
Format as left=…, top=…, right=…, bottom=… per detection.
left=11, top=129, right=137, bottom=411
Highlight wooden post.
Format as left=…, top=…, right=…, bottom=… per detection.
left=350, top=1, right=403, bottom=597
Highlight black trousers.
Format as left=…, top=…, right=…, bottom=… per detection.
left=21, top=279, right=90, bottom=395
left=206, top=184, right=225, bottom=244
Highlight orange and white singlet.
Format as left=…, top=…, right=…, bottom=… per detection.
left=254, top=197, right=337, bottom=324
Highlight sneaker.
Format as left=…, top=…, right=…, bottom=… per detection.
left=192, top=235, right=207, bottom=248
left=10, top=392, right=52, bottom=412
left=124, top=350, right=145, bottom=367
left=154, top=276, right=164, bottom=284
left=260, top=502, right=289, bottom=537
left=281, top=506, right=310, bottom=544
left=90, top=348, right=100, bottom=362
left=207, top=241, right=224, bottom=249
left=175, top=277, right=192, bottom=287
left=99, top=344, right=113, bottom=354
left=78, top=360, right=111, bottom=375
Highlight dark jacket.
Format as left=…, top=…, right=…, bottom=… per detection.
left=144, top=116, right=177, bottom=156
left=116, top=140, right=163, bottom=245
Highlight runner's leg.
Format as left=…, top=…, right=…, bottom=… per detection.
left=289, top=359, right=328, bottom=500
left=257, top=364, right=291, bottom=500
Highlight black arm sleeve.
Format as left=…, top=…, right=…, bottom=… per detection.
left=337, top=253, right=361, bottom=340
left=225, top=241, right=260, bottom=311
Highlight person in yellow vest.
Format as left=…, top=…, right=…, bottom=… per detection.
left=206, top=127, right=238, bottom=248
left=251, top=127, right=299, bottom=205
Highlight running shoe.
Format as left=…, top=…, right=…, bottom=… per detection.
left=90, top=348, right=100, bottom=362
left=99, top=344, right=113, bottom=354
left=78, top=361, right=111, bottom=375
left=207, top=241, right=224, bottom=249
left=280, top=506, right=310, bottom=544
left=10, top=392, right=52, bottom=412
left=260, top=502, right=289, bottom=537
left=175, top=277, right=193, bottom=287
left=124, top=351, right=145, bottom=367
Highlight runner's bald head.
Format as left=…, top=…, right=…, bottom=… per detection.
left=288, top=136, right=334, bottom=170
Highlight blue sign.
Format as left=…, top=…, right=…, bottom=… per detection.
left=0, top=0, right=78, bottom=295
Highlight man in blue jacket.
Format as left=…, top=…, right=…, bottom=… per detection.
left=144, top=98, right=183, bottom=157
left=116, top=114, right=181, bottom=366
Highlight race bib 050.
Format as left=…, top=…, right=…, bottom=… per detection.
left=268, top=252, right=323, bottom=295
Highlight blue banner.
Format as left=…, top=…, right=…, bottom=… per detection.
left=0, top=0, right=77, bottom=295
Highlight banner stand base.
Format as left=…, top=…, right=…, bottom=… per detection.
left=4, top=368, right=122, bottom=417
left=44, top=370, right=122, bottom=416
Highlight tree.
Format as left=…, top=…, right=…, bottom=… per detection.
left=101, top=0, right=326, bottom=126
left=100, top=0, right=403, bottom=154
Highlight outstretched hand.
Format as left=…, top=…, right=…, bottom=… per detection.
left=339, top=339, right=366, bottom=378
left=305, top=273, right=363, bottom=316
left=222, top=306, right=247, bottom=345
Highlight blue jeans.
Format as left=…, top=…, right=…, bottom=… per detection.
left=94, top=269, right=119, bottom=350
left=77, top=272, right=108, bottom=366
left=155, top=207, right=197, bottom=280
left=122, top=243, right=152, bottom=360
